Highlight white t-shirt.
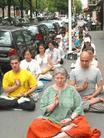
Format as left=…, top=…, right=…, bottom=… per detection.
left=20, top=59, right=41, bottom=75
left=75, top=57, right=98, bottom=68
left=70, top=66, right=103, bottom=97
left=80, top=42, right=96, bottom=56
left=35, top=54, right=49, bottom=71
left=45, top=48, right=61, bottom=64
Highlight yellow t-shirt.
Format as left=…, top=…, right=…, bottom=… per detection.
left=2, top=69, right=37, bottom=98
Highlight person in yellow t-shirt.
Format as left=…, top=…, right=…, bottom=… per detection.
left=0, top=55, right=37, bottom=111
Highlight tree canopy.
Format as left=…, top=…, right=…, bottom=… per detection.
left=0, top=0, right=82, bottom=17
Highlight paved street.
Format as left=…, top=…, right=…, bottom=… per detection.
left=0, top=31, right=104, bottom=138
left=86, top=31, right=104, bottom=138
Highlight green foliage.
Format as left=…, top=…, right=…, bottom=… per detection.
left=32, top=0, right=82, bottom=14
left=0, top=0, right=7, bottom=7
left=31, top=0, right=68, bottom=12
left=0, top=0, right=82, bottom=15
left=73, top=0, right=82, bottom=14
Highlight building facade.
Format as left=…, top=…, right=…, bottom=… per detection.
left=88, top=0, right=104, bottom=30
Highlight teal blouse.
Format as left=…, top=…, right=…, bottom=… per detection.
left=40, top=86, right=84, bottom=124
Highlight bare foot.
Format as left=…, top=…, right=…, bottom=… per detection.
left=61, top=123, right=77, bottom=131
left=98, top=97, right=104, bottom=102
left=89, top=97, right=104, bottom=105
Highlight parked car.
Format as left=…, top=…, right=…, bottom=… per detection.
left=39, top=20, right=55, bottom=32
left=0, top=26, right=36, bottom=74
left=24, top=24, right=49, bottom=52
left=39, top=20, right=60, bottom=40
left=26, top=24, right=49, bottom=42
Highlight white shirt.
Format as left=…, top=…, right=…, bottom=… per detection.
left=35, top=54, right=49, bottom=71
left=80, top=42, right=96, bottom=56
left=20, top=59, right=41, bottom=75
left=75, top=57, right=98, bottom=68
left=45, top=48, right=61, bottom=64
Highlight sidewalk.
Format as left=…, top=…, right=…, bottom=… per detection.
left=90, top=31, right=104, bottom=80
left=85, top=31, right=104, bottom=138
left=90, top=31, right=104, bottom=39
left=64, top=30, right=104, bottom=138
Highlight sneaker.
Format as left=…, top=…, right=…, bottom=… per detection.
left=17, top=97, right=30, bottom=104
left=0, top=95, right=15, bottom=100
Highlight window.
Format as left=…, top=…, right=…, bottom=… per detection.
left=22, top=30, right=33, bottom=45
left=14, top=31, right=24, bottom=45
left=0, top=31, right=11, bottom=45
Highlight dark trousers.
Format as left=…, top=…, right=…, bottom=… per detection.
left=0, top=97, right=35, bottom=111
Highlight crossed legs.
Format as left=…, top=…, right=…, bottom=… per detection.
left=52, top=132, right=71, bottom=138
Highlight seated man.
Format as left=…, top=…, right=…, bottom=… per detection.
left=0, top=55, right=37, bottom=111
left=69, top=51, right=104, bottom=112
left=72, top=46, right=98, bottom=69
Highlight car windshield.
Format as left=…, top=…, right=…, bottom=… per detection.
left=28, top=26, right=39, bottom=35
left=0, top=31, right=11, bottom=45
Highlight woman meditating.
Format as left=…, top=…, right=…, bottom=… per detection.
left=35, top=43, right=52, bottom=81
left=27, top=67, right=101, bottom=138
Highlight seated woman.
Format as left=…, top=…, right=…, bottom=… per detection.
left=35, top=43, right=52, bottom=81
left=20, top=48, right=44, bottom=90
left=27, top=67, right=101, bottom=138
left=45, top=41, right=62, bottom=70
left=80, top=36, right=96, bottom=57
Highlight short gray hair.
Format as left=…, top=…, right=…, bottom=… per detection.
left=53, top=67, right=69, bottom=80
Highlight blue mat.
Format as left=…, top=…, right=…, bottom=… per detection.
left=39, top=78, right=51, bottom=84
left=36, top=88, right=44, bottom=93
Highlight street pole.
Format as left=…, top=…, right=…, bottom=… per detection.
left=36, top=0, right=38, bottom=17
left=20, top=0, right=24, bottom=18
left=68, top=0, right=72, bottom=51
left=30, top=0, right=32, bottom=19
left=7, top=0, right=11, bottom=18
